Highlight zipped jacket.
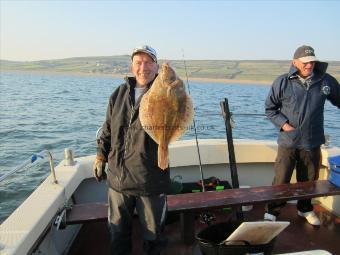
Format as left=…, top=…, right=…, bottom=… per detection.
left=265, top=62, right=340, bottom=149
left=97, top=77, right=170, bottom=196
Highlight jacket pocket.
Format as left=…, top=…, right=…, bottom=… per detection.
left=285, top=129, right=299, bottom=141
left=278, top=129, right=301, bottom=147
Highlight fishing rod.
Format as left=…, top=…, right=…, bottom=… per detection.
left=182, top=50, right=206, bottom=192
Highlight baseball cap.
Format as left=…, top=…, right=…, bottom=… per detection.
left=131, top=45, right=157, bottom=63
left=293, top=45, right=318, bottom=63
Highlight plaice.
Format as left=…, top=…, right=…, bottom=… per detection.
left=140, top=63, right=194, bottom=170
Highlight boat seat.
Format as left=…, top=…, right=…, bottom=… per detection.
left=65, top=180, right=340, bottom=244
left=167, top=180, right=340, bottom=212
left=66, top=180, right=340, bottom=224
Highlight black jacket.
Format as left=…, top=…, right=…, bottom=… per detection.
left=265, top=62, right=340, bottom=149
left=97, top=77, right=171, bottom=196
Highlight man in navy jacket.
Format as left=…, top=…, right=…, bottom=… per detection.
left=264, top=45, right=340, bottom=225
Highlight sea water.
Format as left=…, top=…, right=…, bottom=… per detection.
left=1, top=71, right=339, bottom=223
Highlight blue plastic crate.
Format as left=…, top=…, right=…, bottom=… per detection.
left=328, top=155, right=340, bottom=187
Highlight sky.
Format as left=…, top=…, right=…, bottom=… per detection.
left=1, top=0, right=340, bottom=61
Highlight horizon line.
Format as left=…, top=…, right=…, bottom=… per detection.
left=2, top=56, right=340, bottom=62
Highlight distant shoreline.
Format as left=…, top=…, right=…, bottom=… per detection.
left=1, top=69, right=272, bottom=85
left=187, top=77, right=271, bottom=85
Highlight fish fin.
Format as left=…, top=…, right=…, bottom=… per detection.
left=169, top=95, right=194, bottom=143
left=166, top=87, right=172, bottom=97
left=166, top=79, right=182, bottom=97
left=158, top=144, right=169, bottom=170
left=158, top=126, right=169, bottom=170
left=169, top=79, right=181, bottom=89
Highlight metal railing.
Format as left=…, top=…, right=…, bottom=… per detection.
left=0, top=150, right=58, bottom=184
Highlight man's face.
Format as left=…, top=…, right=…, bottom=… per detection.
left=293, top=59, right=315, bottom=78
left=131, top=53, right=158, bottom=87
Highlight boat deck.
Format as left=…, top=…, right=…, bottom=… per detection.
left=68, top=203, right=340, bottom=255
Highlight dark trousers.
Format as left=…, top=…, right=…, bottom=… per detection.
left=108, top=188, right=168, bottom=255
left=266, top=146, right=321, bottom=216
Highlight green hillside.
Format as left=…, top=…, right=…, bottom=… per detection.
left=1, top=56, right=340, bottom=82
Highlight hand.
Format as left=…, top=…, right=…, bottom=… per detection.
left=282, top=123, right=295, bottom=132
left=93, top=158, right=107, bottom=182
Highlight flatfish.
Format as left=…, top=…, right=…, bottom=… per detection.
left=140, top=63, right=194, bottom=170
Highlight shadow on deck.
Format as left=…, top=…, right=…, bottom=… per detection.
left=68, top=203, right=340, bottom=255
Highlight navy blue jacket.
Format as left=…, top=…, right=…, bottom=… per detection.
left=265, top=62, right=340, bottom=149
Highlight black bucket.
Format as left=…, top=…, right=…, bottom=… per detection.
left=196, top=221, right=276, bottom=255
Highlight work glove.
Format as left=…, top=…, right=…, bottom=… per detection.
left=93, top=157, right=107, bottom=182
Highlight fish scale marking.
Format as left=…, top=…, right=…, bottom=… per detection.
left=140, top=63, right=194, bottom=170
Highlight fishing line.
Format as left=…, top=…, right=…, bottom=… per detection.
left=181, top=50, right=206, bottom=192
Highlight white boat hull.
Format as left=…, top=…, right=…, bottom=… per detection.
left=1, top=139, right=339, bottom=254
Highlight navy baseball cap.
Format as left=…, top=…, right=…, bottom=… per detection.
left=293, top=45, right=318, bottom=63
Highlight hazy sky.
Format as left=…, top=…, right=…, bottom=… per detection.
left=1, top=0, right=340, bottom=61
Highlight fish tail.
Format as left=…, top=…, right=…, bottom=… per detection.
left=158, top=145, right=169, bottom=170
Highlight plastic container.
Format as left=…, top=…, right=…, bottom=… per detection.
left=328, top=155, right=340, bottom=187
left=196, top=221, right=276, bottom=255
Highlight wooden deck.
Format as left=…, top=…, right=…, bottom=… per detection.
left=68, top=203, right=340, bottom=255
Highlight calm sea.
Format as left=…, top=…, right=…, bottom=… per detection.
left=1, top=71, right=339, bottom=223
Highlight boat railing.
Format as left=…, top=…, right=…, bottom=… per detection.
left=0, top=150, right=58, bottom=184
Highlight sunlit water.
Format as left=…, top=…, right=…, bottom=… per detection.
left=1, top=71, right=339, bottom=223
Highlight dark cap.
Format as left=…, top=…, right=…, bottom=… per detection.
left=293, top=45, right=318, bottom=63
left=131, top=45, right=157, bottom=63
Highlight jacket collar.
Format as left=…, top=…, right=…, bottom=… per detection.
left=125, top=76, right=136, bottom=92
left=125, top=75, right=157, bottom=92
left=288, top=61, right=328, bottom=79
left=125, top=76, right=158, bottom=106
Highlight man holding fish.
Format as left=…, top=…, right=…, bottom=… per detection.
left=93, top=45, right=193, bottom=254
